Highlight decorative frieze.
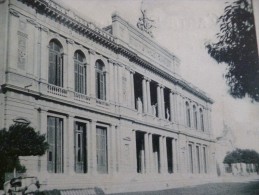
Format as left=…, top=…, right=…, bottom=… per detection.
left=9, top=8, right=20, bottom=17
left=17, top=31, right=27, bottom=70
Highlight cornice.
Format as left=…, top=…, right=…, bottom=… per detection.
left=17, top=0, right=213, bottom=104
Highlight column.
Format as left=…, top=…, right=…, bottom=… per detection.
left=66, top=39, right=74, bottom=91
left=7, top=10, right=19, bottom=72
left=132, top=130, right=137, bottom=173
left=157, top=84, right=162, bottom=118
left=116, top=125, right=121, bottom=172
left=161, top=86, right=165, bottom=119
left=172, top=139, right=177, bottom=173
left=130, top=70, right=135, bottom=109
left=114, top=63, right=118, bottom=104
left=146, top=79, right=151, bottom=114
left=142, top=77, right=147, bottom=113
left=148, top=133, right=153, bottom=173
left=144, top=133, right=150, bottom=173
left=108, top=125, right=113, bottom=174
left=163, top=137, right=168, bottom=173
left=105, top=67, right=110, bottom=102
left=169, top=91, right=174, bottom=122
left=33, top=24, right=40, bottom=78
left=39, top=108, right=48, bottom=174
left=108, top=59, right=115, bottom=103
left=88, top=49, right=96, bottom=98
left=39, top=27, right=49, bottom=93
left=67, top=114, right=74, bottom=175
left=89, top=119, right=97, bottom=175
left=117, top=63, right=123, bottom=104
left=159, top=136, right=164, bottom=173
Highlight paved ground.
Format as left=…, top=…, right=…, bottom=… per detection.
left=109, top=176, right=259, bottom=195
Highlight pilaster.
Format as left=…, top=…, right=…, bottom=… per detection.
left=66, top=114, right=75, bottom=175
left=146, top=78, right=151, bottom=114
left=144, top=132, right=149, bottom=173
left=88, top=49, right=96, bottom=98
left=130, top=70, right=135, bottom=109
left=38, top=107, right=48, bottom=174
left=157, top=84, right=162, bottom=118
left=66, top=39, right=74, bottom=91
left=169, top=91, right=174, bottom=122
left=172, top=138, right=177, bottom=173
left=142, top=77, right=147, bottom=113
left=89, top=119, right=97, bottom=175
left=160, top=86, right=165, bottom=119
left=108, top=59, right=115, bottom=103
left=148, top=133, right=153, bottom=173
left=132, top=130, right=137, bottom=173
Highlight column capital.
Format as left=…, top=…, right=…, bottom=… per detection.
left=66, top=38, right=74, bottom=45
left=9, top=8, right=20, bottom=17
left=157, top=83, right=164, bottom=88
left=130, top=69, right=135, bottom=74
left=170, top=90, right=178, bottom=94
left=116, top=62, right=123, bottom=67
left=89, top=119, right=97, bottom=123
left=143, top=76, right=150, bottom=81
left=88, top=49, right=96, bottom=55
left=107, top=58, right=116, bottom=64
left=37, top=107, right=48, bottom=112
left=67, top=114, right=75, bottom=118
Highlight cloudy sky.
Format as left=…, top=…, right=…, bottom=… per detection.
left=58, top=0, right=259, bottom=151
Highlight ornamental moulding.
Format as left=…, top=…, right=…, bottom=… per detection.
left=18, top=0, right=213, bottom=104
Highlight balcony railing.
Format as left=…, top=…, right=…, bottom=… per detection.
left=74, top=92, right=91, bottom=103
left=47, top=84, right=68, bottom=97
left=96, top=99, right=109, bottom=106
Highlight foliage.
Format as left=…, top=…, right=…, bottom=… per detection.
left=0, top=124, right=48, bottom=189
left=205, top=0, right=259, bottom=101
left=223, top=148, right=259, bottom=164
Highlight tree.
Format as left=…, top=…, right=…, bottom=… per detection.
left=0, top=124, right=48, bottom=189
left=205, top=0, right=259, bottom=101
left=223, top=148, right=259, bottom=165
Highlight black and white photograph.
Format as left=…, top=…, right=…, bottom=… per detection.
left=0, top=0, right=259, bottom=194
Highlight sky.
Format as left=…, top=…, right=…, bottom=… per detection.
left=58, top=0, right=259, bottom=152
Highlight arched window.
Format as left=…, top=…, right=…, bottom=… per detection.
left=48, top=40, right=63, bottom=87
left=193, top=105, right=198, bottom=129
left=74, top=50, right=86, bottom=94
left=200, top=108, right=204, bottom=131
left=95, top=60, right=106, bottom=100
left=186, top=102, right=191, bottom=127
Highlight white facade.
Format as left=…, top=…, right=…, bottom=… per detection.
left=0, top=0, right=216, bottom=193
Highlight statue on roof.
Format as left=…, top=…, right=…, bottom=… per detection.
left=137, top=7, right=155, bottom=38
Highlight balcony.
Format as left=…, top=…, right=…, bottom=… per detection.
left=74, top=92, right=91, bottom=104
left=47, top=84, right=68, bottom=97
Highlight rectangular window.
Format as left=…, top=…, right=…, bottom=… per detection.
left=196, top=146, right=200, bottom=173
left=188, top=144, right=193, bottom=173
left=48, top=51, right=63, bottom=87
left=47, top=116, right=63, bottom=173
left=96, top=126, right=108, bottom=173
left=74, top=122, right=87, bottom=173
left=75, top=62, right=86, bottom=94
left=96, top=72, right=106, bottom=100
left=203, top=147, right=207, bottom=173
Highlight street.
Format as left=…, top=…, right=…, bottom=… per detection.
left=109, top=176, right=259, bottom=195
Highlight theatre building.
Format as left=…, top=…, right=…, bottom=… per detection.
left=0, top=0, right=216, bottom=193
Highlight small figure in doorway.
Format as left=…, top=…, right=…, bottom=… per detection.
left=137, top=97, right=143, bottom=113
left=166, top=108, right=170, bottom=120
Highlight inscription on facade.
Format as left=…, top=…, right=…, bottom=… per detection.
left=122, top=76, right=127, bottom=101
left=17, top=31, right=27, bottom=70
left=129, top=36, right=171, bottom=68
